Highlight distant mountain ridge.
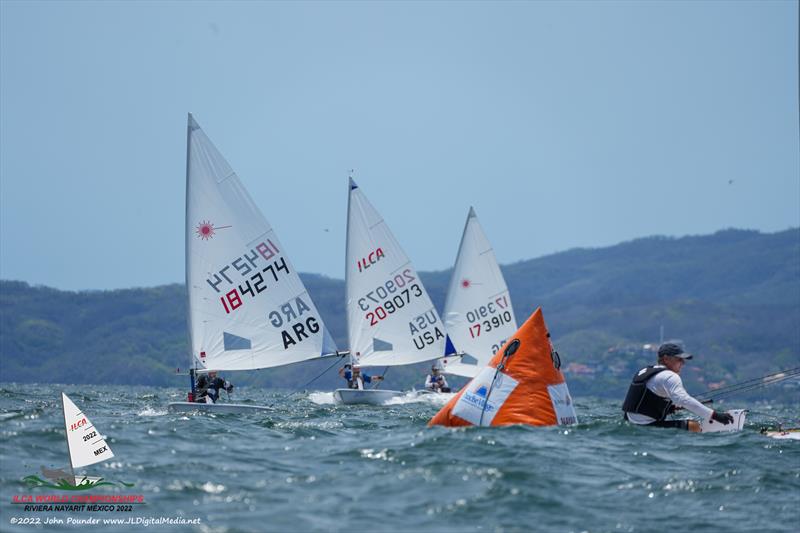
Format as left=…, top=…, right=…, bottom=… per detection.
left=1, top=228, right=798, bottom=401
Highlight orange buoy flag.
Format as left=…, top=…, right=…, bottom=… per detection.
left=429, top=307, right=577, bottom=427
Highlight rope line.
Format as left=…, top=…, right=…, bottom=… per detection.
left=272, top=354, right=346, bottom=405
left=696, top=366, right=800, bottom=400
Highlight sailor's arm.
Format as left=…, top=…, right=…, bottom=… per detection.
left=663, top=374, right=713, bottom=419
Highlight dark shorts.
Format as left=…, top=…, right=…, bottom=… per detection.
left=624, top=414, right=690, bottom=430
left=648, top=419, right=690, bottom=430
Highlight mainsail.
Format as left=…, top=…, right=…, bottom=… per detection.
left=62, top=393, right=114, bottom=470
left=439, top=207, right=517, bottom=378
left=186, top=114, right=336, bottom=371
left=345, top=178, right=453, bottom=367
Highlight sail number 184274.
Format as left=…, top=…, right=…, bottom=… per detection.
left=220, top=257, right=290, bottom=314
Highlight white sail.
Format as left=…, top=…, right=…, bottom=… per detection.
left=439, top=207, right=517, bottom=377
left=62, top=393, right=113, bottom=470
left=345, top=178, right=454, bottom=367
left=186, top=114, right=336, bottom=371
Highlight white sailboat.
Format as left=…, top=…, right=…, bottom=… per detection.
left=51, top=393, right=114, bottom=486
left=168, top=114, right=339, bottom=413
left=335, top=178, right=456, bottom=405
left=437, top=207, right=517, bottom=378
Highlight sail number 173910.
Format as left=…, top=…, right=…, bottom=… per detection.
left=468, top=310, right=513, bottom=338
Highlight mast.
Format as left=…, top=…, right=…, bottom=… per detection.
left=345, top=173, right=356, bottom=365
left=185, top=114, right=195, bottom=377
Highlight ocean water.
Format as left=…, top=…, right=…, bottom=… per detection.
left=1, top=384, right=798, bottom=533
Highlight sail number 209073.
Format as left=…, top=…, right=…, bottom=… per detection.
left=358, top=270, right=422, bottom=326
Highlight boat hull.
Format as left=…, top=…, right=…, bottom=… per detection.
left=167, top=402, right=272, bottom=413
left=333, top=389, right=404, bottom=405
left=762, top=429, right=800, bottom=440
left=700, top=409, right=746, bottom=433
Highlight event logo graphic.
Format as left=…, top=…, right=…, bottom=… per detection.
left=22, top=393, right=133, bottom=491
left=23, top=472, right=134, bottom=491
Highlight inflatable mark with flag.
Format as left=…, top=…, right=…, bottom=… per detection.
left=429, top=308, right=578, bottom=427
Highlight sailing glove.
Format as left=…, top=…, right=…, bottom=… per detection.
left=710, top=410, right=734, bottom=425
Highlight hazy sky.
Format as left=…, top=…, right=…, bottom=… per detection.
left=1, top=1, right=797, bottom=291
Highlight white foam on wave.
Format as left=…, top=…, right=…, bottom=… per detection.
left=137, top=407, right=167, bottom=417
left=384, top=391, right=455, bottom=406
left=423, top=391, right=456, bottom=407
left=308, top=391, right=336, bottom=405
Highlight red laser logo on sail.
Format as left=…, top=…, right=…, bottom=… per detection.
left=461, top=279, right=471, bottom=288
left=196, top=221, right=231, bottom=240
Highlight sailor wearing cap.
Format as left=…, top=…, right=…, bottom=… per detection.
left=622, top=343, right=734, bottom=432
left=338, top=363, right=383, bottom=390
left=424, top=364, right=451, bottom=393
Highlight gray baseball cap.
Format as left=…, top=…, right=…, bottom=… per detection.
left=658, top=343, right=693, bottom=360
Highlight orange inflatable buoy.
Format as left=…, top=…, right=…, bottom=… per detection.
left=429, top=307, right=578, bottom=428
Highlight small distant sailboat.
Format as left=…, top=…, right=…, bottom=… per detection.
left=50, top=393, right=114, bottom=486
left=168, top=115, right=340, bottom=413
left=335, top=178, right=457, bottom=405
left=438, top=207, right=517, bottom=378
left=761, top=427, right=800, bottom=440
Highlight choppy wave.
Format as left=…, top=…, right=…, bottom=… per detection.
left=1, top=383, right=798, bottom=532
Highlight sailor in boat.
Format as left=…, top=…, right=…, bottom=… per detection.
left=194, top=371, right=234, bottom=403
left=424, top=364, right=451, bottom=393
left=622, top=343, right=734, bottom=432
left=338, top=363, right=383, bottom=390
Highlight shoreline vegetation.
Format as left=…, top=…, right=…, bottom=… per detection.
left=1, top=228, right=798, bottom=401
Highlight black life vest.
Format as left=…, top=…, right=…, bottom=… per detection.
left=194, top=375, right=210, bottom=402
left=622, top=366, right=673, bottom=421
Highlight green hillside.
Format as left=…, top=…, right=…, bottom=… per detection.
left=1, top=228, right=798, bottom=402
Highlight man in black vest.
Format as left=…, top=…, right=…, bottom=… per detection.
left=194, top=371, right=233, bottom=403
left=622, top=343, right=733, bottom=432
